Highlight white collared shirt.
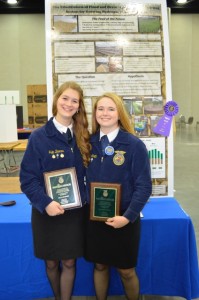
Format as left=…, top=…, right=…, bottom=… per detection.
left=53, top=117, right=73, bottom=136
left=100, top=127, right=119, bottom=143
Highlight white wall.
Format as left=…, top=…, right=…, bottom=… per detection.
left=0, top=15, right=46, bottom=124
left=0, top=13, right=198, bottom=125
left=170, top=14, right=199, bottom=123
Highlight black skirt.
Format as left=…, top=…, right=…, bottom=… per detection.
left=85, top=206, right=141, bottom=269
left=31, top=205, right=86, bottom=260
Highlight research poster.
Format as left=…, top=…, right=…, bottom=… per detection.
left=45, top=0, right=173, bottom=197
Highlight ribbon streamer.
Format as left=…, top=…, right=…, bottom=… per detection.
left=152, top=101, right=179, bottom=137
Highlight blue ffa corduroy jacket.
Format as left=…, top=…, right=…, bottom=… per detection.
left=86, top=129, right=152, bottom=222
left=20, top=117, right=86, bottom=213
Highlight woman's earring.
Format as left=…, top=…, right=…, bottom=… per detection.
left=76, top=110, right=79, bottom=114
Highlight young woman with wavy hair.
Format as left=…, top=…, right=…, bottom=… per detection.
left=20, top=81, right=91, bottom=300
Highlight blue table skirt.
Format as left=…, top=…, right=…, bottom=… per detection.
left=0, top=194, right=199, bottom=300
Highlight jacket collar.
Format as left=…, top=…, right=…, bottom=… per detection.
left=45, top=118, right=77, bottom=146
left=91, top=129, right=131, bottom=146
left=45, top=117, right=62, bottom=137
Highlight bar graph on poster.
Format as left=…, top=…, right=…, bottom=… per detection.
left=45, top=0, right=173, bottom=197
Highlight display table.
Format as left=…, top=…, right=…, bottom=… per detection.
left=0, top=177, right=21, bottom=193
left=0, top=141, right=20, bottom=175
left=17, top=128, right=33, bottom=140
left=0, top=194, right=199, bottom=300
left=13, top=139, right=28, bottom=151
left=0, top=140, right=28, bottom=175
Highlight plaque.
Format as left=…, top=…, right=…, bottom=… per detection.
left=90, top=182, right=121, bottom=221
left=44, top=168, right=82, bottom=209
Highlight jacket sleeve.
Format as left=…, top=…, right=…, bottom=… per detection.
left=20, top=134, right=52, bottom=213
left=123, top=139, right=152, bottom=222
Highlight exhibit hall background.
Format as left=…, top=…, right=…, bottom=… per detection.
left=0, top=13, right=199, bottom=124
left=0, top=14, right=46, bottom=122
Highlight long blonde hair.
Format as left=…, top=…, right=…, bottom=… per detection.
left=52, top=81, right=91, bottom=167
left=92, top=92, right=135, bottom=134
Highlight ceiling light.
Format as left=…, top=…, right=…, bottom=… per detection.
left=7, top=0, right=18, bottom=4
left=176, top=0, right=187, bottom=3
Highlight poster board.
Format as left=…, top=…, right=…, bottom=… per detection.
left=45, top=0, right=173, bottom=197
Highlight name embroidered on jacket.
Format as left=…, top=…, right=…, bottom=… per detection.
left=49, top=149, right=65, bottom=159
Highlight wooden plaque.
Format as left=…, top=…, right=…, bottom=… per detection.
left=90, top=182, right=121, bottom=221
left=44, top=167, right=82, bottom=209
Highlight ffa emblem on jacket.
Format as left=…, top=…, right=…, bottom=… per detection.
left=113, top=151, right=126, bottom=166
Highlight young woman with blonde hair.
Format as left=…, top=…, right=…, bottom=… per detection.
left=85, top=92, right=152, bottom=300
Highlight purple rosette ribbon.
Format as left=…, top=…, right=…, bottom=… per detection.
left=153, top=101, right=179, bottom=136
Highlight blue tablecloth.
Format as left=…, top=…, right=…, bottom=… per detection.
left=0, top=194, right=199, bottom=300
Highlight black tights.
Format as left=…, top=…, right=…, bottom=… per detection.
left=94, top=263, right=139, bottom=300
left=45, top=259, right=76, bottom=300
